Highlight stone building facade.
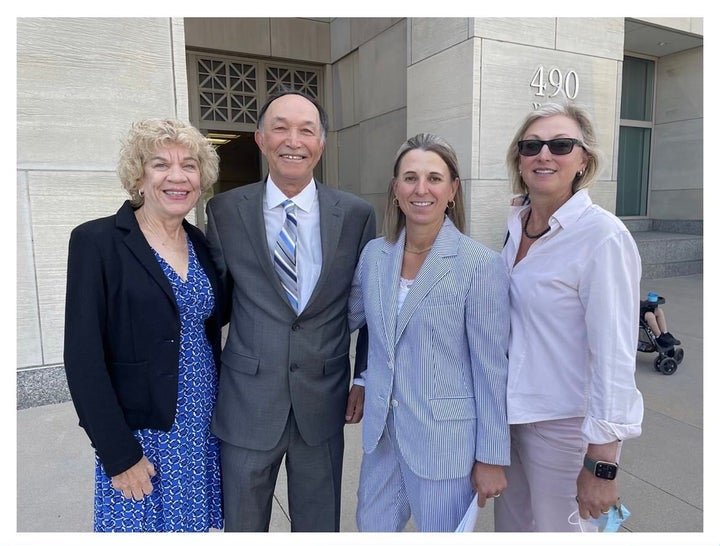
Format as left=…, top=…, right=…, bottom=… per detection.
left=16, top=17, right=703, bottom=407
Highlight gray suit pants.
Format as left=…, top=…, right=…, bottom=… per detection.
left=220, top=410, right=344, bottom=532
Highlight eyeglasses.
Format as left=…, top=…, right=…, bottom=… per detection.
left=517, top=138, right=585, bottom=157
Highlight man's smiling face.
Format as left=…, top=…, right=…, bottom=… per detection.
left=255, top=93, right=325, bottom=192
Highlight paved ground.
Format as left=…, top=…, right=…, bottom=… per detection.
left=11, top=274, right=705, bottom=543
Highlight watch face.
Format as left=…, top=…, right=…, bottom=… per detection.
left=595, top=462, right=618, bottom=480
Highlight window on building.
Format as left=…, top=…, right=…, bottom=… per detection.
left=617, top=55, right=655, bottom=216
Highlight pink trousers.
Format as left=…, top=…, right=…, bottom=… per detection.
left=494, top=417, right=587, bottom=532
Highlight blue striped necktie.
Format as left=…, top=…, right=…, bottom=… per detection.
left=274, top=199, right=299, bottom=312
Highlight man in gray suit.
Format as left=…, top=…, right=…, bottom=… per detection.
left=205, top=89, right=376, bottom=532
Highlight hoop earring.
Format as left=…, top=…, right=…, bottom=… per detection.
left=138, top=189, right=144, bottom=197
left=447, top=200, right=456, bottom=210
left=392, top=197, right=399, bottom=207
left=577, top=170, right=584, bottom=177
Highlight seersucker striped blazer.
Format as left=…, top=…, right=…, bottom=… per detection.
left=348, top=217, right=511, bottom=480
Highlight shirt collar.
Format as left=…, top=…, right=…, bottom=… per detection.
left=550, top=189, right=592, bottom=229
left=510, top=188, right=592, bottom=230
left=266, top=176, right=317, bottom=213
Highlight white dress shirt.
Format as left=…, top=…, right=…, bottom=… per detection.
left=265, top=177, right=322, bottom=313
left=500, top=189, right=644, bottom=445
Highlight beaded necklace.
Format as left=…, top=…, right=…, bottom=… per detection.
left=522, top=209, right=550, bottom=239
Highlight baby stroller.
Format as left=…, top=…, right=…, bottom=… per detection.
left=637, top=293, right=684, bottom=375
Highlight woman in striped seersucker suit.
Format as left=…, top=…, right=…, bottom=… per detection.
left=348, top=133, right=511, bottom=531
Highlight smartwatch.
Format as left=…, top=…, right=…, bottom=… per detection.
left=583, top=454, right=618, bottom=480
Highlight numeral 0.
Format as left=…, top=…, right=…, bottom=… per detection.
left=530, top=67, right=579, bottom=100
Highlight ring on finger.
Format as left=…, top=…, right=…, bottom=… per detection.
left=492, top=493, right=501, bottom=498
left=601, top=508, right=610, bottom=514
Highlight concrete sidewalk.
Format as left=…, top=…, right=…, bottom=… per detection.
left=14, top=274, right=703, bottom=535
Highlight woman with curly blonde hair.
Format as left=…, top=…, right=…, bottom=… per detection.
left=64, top=118, right=224, bottom=531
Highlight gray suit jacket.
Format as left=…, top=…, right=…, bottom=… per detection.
left=206, top=180, right=376, bottom=450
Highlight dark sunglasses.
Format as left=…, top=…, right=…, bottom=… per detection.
left=517, top=138, right=585, bottom=157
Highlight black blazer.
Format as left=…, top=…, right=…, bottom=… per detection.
left=63, top=200, right=223, bottom=477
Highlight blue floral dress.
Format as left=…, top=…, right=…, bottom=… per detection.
left=93, top=237, right=223, bottom=532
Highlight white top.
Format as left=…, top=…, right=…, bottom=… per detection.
left=397, top=276, right=414, bottom=312
left=264, top=177, right=322, bottom=313
left=500, top=189, right=644, bottom=444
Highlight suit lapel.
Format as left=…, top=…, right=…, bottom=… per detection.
left=379, top=235, right=403, bottom=352
left=303, top=183, right=343, bottom=314
left=236, top=182, right=291, bottom=306
left=395, top=219, right=459, bottom=344
left=117, top=202, right=177, bottom=307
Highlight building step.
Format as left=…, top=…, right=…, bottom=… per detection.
left=623, top=218, right=702, bottom=236
left=629, top=229, right=703, bottom=280
left=622, top=219, right=702, bottom=280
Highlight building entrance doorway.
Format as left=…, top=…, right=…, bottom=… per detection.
left=210, top=132, right=262, bottom=194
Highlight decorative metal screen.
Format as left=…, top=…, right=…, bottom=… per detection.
left=197, top=58, right=259, bottom=125
left=265, top=66, right=320, bottom=99
left=191, top=54, right=322, bottom=132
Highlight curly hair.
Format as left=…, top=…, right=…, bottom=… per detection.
left=506, top=102, right=601, bottom=197
left=117, top=118, right=220, bottom=206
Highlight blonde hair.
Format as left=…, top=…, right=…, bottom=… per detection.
left=117, top=118, right=220, bottom=205
left=506, top=102, right=601, bottom=196
left=383, top=133, right=465, bottom=242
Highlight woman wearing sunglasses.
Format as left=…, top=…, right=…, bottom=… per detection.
left=494, top=102, right=644, bottom=532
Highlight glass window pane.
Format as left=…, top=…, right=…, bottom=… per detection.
left=616, top=126, right=651, bottom=216
left=621, top=57, right=655, bottom=121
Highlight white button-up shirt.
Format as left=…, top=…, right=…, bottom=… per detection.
left=501, top=189, right=644, bottom=445
left=265, top=177, right=322, bottom=313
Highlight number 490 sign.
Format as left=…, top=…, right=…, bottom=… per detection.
left=530, top=66, right=579, bottom=100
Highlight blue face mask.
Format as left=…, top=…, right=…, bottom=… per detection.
left=568, top=503, right=631, bottom=532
